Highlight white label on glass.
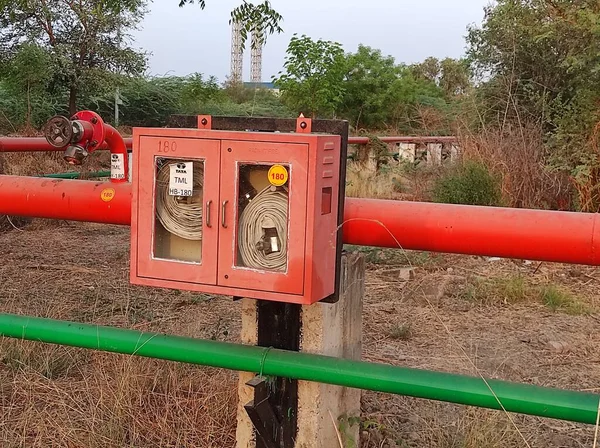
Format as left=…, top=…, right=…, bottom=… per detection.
left=168, top=162, right=193, bottom=196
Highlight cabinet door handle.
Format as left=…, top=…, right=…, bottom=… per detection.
left=221, top=200, right=228, bottom=228
left=205, top=200, right=212, bottom=227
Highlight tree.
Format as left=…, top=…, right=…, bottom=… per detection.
left=439, top=58, right=471, bottom=97
left=466, top=0, right=600, bottom=129
left=273, top=34, right=347, bottom=118
left=466, top=0, right=600, bottom=210
left=0, top=1, right=147, bottom=115
left=340, top=45, right=402, bottom=129
left=385, top=68, right=448, bottom=132
left=411, top=57, right=471, bottom=97
left=339, top=46, right=449, bottom=131
left=1, top=43, right=54, bottom=127
left=413, top=56, right=441, bottom=84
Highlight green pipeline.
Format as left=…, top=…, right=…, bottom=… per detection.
left=42, top=171, right=111, bottom=179
left=0, top=313, right=597, bottom=425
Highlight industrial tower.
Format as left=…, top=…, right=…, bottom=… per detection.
left=230, top=21, right=263, bottom=83
left=230, top=20, right=243, bottom=83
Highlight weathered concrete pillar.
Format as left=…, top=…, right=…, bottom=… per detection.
left=236, top=252, right=365, bottom=448
left=450, top=144, right=460, bottom=163
left=235, top=299, right=259, bottom=448
left=398, top=143, right=416, bottom=163
left=427, top=143, right=443, bottom=166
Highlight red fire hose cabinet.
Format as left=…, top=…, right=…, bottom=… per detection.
left=130, top=125, right=342, bottom=305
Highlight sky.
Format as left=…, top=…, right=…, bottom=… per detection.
left=133, top=0, right=492, bottom=82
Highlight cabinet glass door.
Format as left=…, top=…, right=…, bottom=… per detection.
left=136, top=137, right=220, bottom=285
left=218, top=140, right=308, bottom=295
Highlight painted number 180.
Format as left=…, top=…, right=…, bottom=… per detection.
left=158, top=140, right=177, bottom=153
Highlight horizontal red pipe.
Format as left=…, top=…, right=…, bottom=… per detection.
left=0, top=136, right=453, bottom=153
left=343, top=198, right=600, bottom=265
left=348, top=136, right=457, bottom=145
left=0, top=137, right=133, bottom=152
left=1, top=176, right=598, bottom=266
left=0, top=176, right=131, bottom=226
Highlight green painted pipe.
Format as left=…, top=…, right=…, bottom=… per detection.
left=0, top=313, right=597, bottom=425
left=42, top=171, right=110, bottom=179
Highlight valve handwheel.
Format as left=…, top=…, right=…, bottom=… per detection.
left=44, top=115, right=73, bottom=148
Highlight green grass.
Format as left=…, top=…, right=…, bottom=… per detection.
left=460, top=275, right=530, bottom=305
left=539, top=285, right=587, bottom=314
left=458, top=276, right=588, bottom=314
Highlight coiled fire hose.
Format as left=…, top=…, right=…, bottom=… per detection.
left=155, top=160, right=204, bottom=241
left=238, top=186, right=288, bottom=271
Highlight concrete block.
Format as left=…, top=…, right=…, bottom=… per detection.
left=235, top=252, right=365, bottom=448
left=450, top=144, right=460, bottom=163
left=296, top=252, right=364, bottom=448
left=398, top=143, right=416, bottom=163
left=235, top=299, right=258, bottom=448
left=427, top=143, right=443, bottom=166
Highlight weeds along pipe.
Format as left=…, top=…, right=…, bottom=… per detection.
left=0, top=176, right=130, bottom=226
left=2, top=177, right=600, bottom=266
left=0, top=137, right=133, bottom=152
left=348, top=136, right=458, bottom=145
left=42, top=171, right=111, bottom=179
left=0, top=313, right=596, bottom=425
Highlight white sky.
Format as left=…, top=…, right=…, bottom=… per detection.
left=133, top=0, right=492, bottom=82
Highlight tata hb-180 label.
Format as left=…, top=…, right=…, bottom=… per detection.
left=168, top=162, right=193, bottom=196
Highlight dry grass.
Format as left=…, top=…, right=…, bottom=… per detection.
left=457, top=124, right=572, bottom=210
left=345, top=159, right=438, bottom=201
left=0, top=150, right=110, bottom=177
left=0, top=343, right=237, bottom=447
left=1, top=190, right=600, bottom=446
left=0, top=224, right=241, bottom=447
left=345, top=161, right=403, bottom=200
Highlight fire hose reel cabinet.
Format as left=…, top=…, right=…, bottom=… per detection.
left=130, top=125, right=343, bottom=305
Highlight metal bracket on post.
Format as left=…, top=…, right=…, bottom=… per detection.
left=244, top=376, right=280, bottom=448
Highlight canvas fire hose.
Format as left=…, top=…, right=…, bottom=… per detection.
left=154, top=160, right=288, bottom=270
left=155, top=159, right=205, bottom=241
left=238, top=185, right=289, bottom=271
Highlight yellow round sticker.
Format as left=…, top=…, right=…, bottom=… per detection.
left=268, top=164, right=288, bottom=186
left=100, top=188, right=116, bottom=202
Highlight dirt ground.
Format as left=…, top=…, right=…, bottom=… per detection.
left=1, top=222, right=599, bottom=447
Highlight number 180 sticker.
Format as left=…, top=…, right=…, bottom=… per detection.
left=268, top=164, right=288, bottom=186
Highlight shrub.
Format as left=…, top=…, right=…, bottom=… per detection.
left=432, top=161, right=501, bottom=206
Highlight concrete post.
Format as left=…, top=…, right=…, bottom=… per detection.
left=450, top=144, right=460, bottom=163
left=427, top=143, right=443, bottom=166
left=235, top=299, right=260, bottom=447
left=398, top=143, right=416, bottom=163
left=236, top=252, right=366, bottom=448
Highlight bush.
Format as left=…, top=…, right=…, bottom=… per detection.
left=433, top=161, right=501, bottom=206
